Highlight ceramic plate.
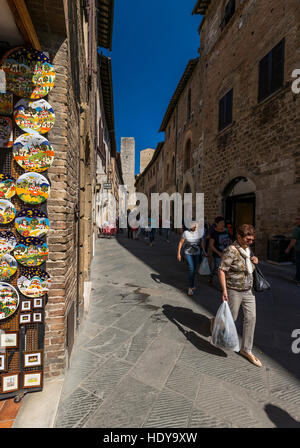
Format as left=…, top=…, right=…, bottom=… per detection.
left=0, top=93, right=13, bottom=116
left=0, top=282, right=19, bottom=320
left=0, top=174, right=16, bottom=199
left=13, top=133, right=54, bottom=172
left=0, top=116, right=13, bottom=148
left=16, top=173, right=50, bottom=205
left=14, top=237, right=48, bottom=267
left=14, top=99, right=55, bottom=134
left=0, top=199, right=16, bottom=224
left=15, top=209, right=49, bottom=237
left=1, top=47, right=55, bottom=99
left=17, top=268, right=51, bottom=298
left=0, top=231, right=17, bottom=254
left=0, top=254, right=18, bottom=280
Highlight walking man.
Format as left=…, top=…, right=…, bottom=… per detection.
left=285, top=216, right=300, bottom=286
left=208, top=216, right=231, bottom=284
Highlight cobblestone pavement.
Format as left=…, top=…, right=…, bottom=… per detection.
left=54, top=232, right=300, bottom=428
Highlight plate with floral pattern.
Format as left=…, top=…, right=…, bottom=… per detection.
left=16, top=172, right=50, bottom=205
left=17, top=268, right=51, bottom=298
left=0, top=174, right=16, bottom=199
left=15, top=209, right=49, bottom=237
left=0, top=199, right=16, bottom=224
left=0, top=231, right=17, bottom=254
left=14, top=237, right=48, bottom=267
left=13, top=133, right=54, bottom=172
left=0, top=282, right=19, bottom=320
left=0, top=254, right=17, bottom=280
left=14, top=99, right=55, bottom=134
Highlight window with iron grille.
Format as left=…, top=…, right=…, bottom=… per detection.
left=218, top=88, right=233, bottom=131
left=258, top=39, right=285, bottom=102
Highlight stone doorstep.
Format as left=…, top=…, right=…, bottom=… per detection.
left=12, top=377, right=64, bottom=428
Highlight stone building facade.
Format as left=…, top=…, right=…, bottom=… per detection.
left=120, top=137, right=136, bottom=209
left=137, top=0, right=300, bottom=256
left=140, top=148, right=155, bottom=174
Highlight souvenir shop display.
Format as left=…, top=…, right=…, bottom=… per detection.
left=17, top=267, right=51, bottom=298
left=0, top=282, right=19, bottom=320
left=0, top=93, right=13, bottom=116
left=13, top=133, right=54, bottom=172
left=15, top=208, right=49, bottom=237
left=0, top=116, right=13, bottom=147
left=0, top=254, right=17, bottom=280
left=14, top=99, right=55, bottom=134
left=15, top=172, right=50, bottom=205
left=0, top=231, right=17, bottom=254
left=14, top=237, right=49, bottom=267
left=0, top=199, right=16, bottom=224
left=0, top=174, right=16, bottom=199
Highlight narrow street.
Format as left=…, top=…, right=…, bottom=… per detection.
left=54, top=232, right=300, bottom=428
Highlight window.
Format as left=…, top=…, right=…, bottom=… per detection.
left=258, top=39, right=285, bottom=102
left=222, top=0, right=235, bottom=28
left=218, top=88, right=233, bottom=131
left=187, top=89, right=191, bottom=121
left=184, top=140, right=192, bottom=171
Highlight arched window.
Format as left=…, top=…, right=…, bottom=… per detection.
left=184, top=139, right=192, bottom=172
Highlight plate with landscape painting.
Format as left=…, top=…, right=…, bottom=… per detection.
left=15, top=209, right=49, bottom=237
left=13, top=133, right=54, bottom=172
left=0, top=200, right=16, bottom=224
left=0, top=93, right=13, bottom=116
left=17, top=268, right=50, bottom=298
left=0, top=174, right=16, bottom=199
left=14, top=99, right=55, bottom=134
left=0, top=231, right=17, bottom=254
left=0, top=282, right=19, bottom=320
left=0, top=254, right=17, bottom=280
left=1, top=47, right=55, bottom=99
left=16, top=173, right=50, bottom=205
left=0, top=116, right=13, bottom=148
left=14, top=237, right=48, bottom=267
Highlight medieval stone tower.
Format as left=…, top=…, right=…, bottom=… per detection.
left=120, top=137, right=136, bottom=209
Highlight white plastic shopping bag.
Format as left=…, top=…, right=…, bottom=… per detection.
left=211, top=302, right=240, bottom=351
left=198, top=257, right=211, bottom=276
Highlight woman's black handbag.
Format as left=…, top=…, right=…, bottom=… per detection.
left=253, top=265, right=271, bottom=292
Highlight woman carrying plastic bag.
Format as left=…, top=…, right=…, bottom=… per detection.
left=211, top=302, right=240, bottom=352
left=198, top=256, right=211, bottom=276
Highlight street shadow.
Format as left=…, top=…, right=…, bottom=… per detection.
left=264, top=404, right=300, bottom=428
left=162, top=305, right=227, bottom=358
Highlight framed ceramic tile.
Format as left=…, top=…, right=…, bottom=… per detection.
left=0, top=331, right=18, bottom=348
left=0, top=254, right=18, bottom=280
left=14, top=99, right=55, bottom=134
left=0, top=199, right=16, bottom=224
left=1, top=372, right=19, bottom=393
left=1, top=47, right=55, bottom=99
left=0, top=353, right=7, bottom=372
left=33, top=297, right=43, bottom=308
left=15, top=209, right=50, bottom=237
left=15, top=172, right=50, bottom=205
left=0, top=93, right=13, bottom=116
left=23, top=351, right=42, bottom=368
left=0, top=283, right=19, bottom=321
left=32, top=312, right=43, bottom=323
left=14, top=237, right=49, bottom=267
left=0, top=116, right=13, bottom=148
left=18, top=268, right=50, bottom=297
left=0, top=231, right=17, bottom=254
left=19, top=313, right=32, bottom=324
left=21, top=300, right=32, bottom=312
left=23, top=370, right=43, bottom=389
left=13, top=133, right=54, bottom=172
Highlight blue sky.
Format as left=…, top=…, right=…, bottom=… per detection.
left=99, top=0, right=202, bottom=174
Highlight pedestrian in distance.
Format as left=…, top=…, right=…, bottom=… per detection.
left=149, top=216, right=157, bottom=247
left=212, top=224, right=262, bottom=367
left=285, top=216, right=300, bottom=286
left=177, top=221, right=208, bottom=296
left=208, top=216, right=231, bottom=285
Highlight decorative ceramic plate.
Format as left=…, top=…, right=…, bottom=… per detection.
left=16, top=173, right=50, bottom=205
left=0, top=116, right=13, bottom=147
left=1, top=47, right=55, bottom=99
left=0, top=254, right=17, bottom=280
left=15, top=209, right=49, bottom=237
left=0, top=199, right=16, bottom=224
left=17, top=268, right=51, bottom=298
left=13, top=133, right=54, bottom=172
left=0, top=93, right=13, bottom=116
left=14, top=237, right=48, bottom=267
left=0, top=231, right=17, bottom=254
left=0, top=282, right=19, bottom=320
left=0, top=174, right=16, bottom=199
left=14, top=99, right=55, bottom=134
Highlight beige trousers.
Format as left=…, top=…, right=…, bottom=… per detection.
left=227, top=288, right=256, bottom=353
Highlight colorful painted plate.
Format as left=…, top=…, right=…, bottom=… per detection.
left=1, top=47, right=55, bottom=99
left=16, top=173, right=50, bottom=205
left=13, top=133, right=54, bottom=173
left=0, top=174, right=16, bottom=199
left=0, top=231, right=17, bottom=254
left=0, top=282, right=19, bottom=320
left=14, top=99, right=55, bottom=134
left=17, top=268, right=51, bottom=298
left=0, top=116, right=13, bottom=148
left=0, top=199, right=16, bottom=224
left=14, top=237, right=48, bottom=267
left=0, top=93, right=13, bottom=116
left=0, top=254, right=17, bottom=280
left=15, top=209, right=49, bottom=238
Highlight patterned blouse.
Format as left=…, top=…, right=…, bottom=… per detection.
left=219, top=241, right=254, bottom=291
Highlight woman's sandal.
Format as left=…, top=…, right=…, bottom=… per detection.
left=239, top=350, right=262, bottom=367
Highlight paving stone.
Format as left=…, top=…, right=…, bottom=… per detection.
left=80, top=357, right=132, bottom=399
left=84, top=376, right=159, bottom=428
left=114, top=305, right=155, bottom=333
left=165, top=361, right=201, bottom=400
left=143, top=389, right=193, bottom=428
left=189, top=408, right=232, bottom=428
left=84, top=326, right=132, bottom=356
left=269, top=370, right=300, bottom=406
left=87, top=304, right=135, bottom=326
left=54, top=387, right=102, bottom=428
